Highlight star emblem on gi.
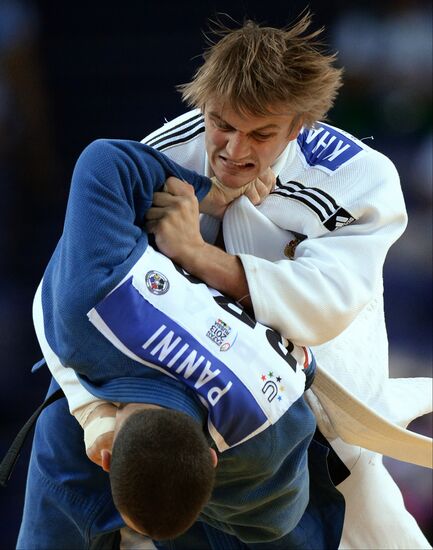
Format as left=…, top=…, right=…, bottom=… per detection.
left=260, top=372, right=285, bottom=403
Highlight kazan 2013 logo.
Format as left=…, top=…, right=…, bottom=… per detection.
left=207, top=318, right=234, bottom=352
left=145, top=271, right=170, bottom=295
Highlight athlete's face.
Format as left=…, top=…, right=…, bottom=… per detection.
left=204, top=98, right=301, bottom=188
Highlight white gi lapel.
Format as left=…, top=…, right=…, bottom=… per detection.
left=223, top=195, right=295, bottom=260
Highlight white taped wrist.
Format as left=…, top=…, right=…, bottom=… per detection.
left=84, top=416, right=117, bottom=450
left=73, top=401, right=108, bottom=428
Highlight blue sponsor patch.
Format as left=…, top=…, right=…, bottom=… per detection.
left=297, top=124, right=363, bottom=172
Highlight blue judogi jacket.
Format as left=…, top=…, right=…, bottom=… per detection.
left=19, top=140, right=344, bottom=549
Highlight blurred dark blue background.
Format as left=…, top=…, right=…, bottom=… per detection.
left=0, top=1, right=431, bottom=548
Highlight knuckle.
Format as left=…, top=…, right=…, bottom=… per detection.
left=183, top=182, right=194, bottom=195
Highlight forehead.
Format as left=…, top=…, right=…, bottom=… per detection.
left=205, top=97, right=294, bottom=131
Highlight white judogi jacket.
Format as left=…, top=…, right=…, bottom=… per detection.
left=42, top=110, right=432, bottom=549
left=145, top=111, right=433, bottom=550
left=143, top=110, right=432, bottom=460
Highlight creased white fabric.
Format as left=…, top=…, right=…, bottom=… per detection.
left=223, top=196, right=432, bottom=468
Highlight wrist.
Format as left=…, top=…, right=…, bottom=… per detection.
left=176, top=241, right=212, bottom=276
left=199, top=177, right=241, bottom=219
left=199, top=189, right=224, bottom=218
left=74, top=402, right=117, bottom=429
left=84, top=416, right=117, bottom=450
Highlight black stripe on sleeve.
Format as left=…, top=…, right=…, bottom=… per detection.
left=277, top=180, right=339, bottom=210
left=145, top=113, right=204, bottom=147
left=157, top=126, right=206, bottom=151
left=271, top=190, right=326, bottom=221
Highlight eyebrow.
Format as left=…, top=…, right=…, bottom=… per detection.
left=208, top=111, right=280, bottom=132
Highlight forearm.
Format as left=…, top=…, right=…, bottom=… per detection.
left=146, top=178, right=252, bottom=307
left=177, top=242, right=251, bottom=308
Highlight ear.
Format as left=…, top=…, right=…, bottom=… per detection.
left=101, top=449, right=112, bottom=472
left=209, top=447, right=218, bottom=468
left=288, top=115, right=304, bottom=141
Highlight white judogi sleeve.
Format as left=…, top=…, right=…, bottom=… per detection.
left=232, top=151, right=406, bottom=346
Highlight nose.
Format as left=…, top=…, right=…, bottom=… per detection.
left=225, top=132, right=250, bottom=159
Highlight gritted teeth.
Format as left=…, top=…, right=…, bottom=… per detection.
left=221, top=156, right=254, bottom=168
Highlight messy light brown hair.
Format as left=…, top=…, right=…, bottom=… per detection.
left=179, top=12, right=343, bottom=128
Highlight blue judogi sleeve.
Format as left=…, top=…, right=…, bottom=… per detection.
left=60, top=139, right=210, bottom=284
left=40, top=139, right=211, bottom=381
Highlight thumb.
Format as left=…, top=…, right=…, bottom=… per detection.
left=164, top=176, right=194, bottom=196
left=258, top=167, right=276, bottom=191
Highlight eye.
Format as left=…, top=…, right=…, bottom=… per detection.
left=214, top=120, right=232, bottom=131
left=253, top=133, right=274, bottom=141
left=210, top=116, right=233, bottom=132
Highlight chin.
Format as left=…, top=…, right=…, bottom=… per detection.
left=211, top=160, right=257, bottom=189
left=221, top=178, right=249, bottom=189
left=215, top=171, right=254, bottom=189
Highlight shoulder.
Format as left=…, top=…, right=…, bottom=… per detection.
left=296, top=122, right=397, bottom=179
left=289, top=122, right=402, bottom=201
left=142, top=109, right=205, bottom=151
left=271, top=126, right=405, bottom=236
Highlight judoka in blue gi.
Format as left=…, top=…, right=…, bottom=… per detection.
left=16, top=139, right=345, bottom=549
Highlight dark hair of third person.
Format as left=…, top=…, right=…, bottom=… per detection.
left=109, top=408, right=215, bottom=540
